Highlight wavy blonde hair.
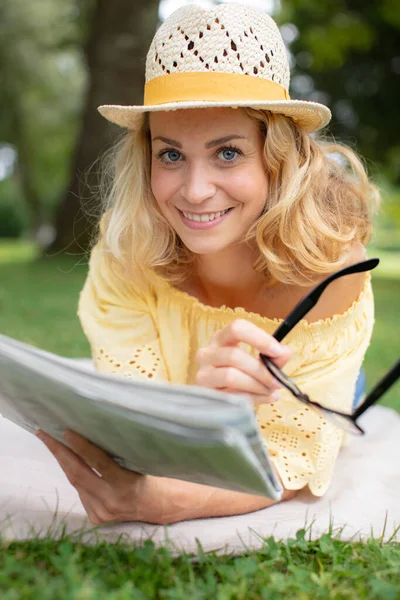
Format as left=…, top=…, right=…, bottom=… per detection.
left=93, top=108, right=380, bottom=289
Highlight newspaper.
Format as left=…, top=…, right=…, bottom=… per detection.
left=0, top=333, right=283, bottom=500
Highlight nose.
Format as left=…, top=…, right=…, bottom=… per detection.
left=181, top=161, right=217, bottom=205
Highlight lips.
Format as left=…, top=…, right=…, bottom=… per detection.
left=178, top=207, right=233, bottom=230
left=179, top=208, right=232, bottom=223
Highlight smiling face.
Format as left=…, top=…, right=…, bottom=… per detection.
left=150, top=108, right=269, bottom=256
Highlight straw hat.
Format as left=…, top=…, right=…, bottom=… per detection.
left=98, top=3, right=331, bottom=133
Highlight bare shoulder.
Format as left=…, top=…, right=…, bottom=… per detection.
left=305, top=241, right=368, bottom=322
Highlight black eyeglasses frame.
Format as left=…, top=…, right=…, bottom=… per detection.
left=259, top=258, right=400, bottom=435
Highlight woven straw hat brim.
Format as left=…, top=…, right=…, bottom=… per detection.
left=98, top=99, right=331, bottom=134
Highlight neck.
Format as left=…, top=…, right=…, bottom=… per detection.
left=193, top=243, right=267, bottom=308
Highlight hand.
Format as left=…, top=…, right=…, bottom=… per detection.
left=36, top=428, right=296, bottom=525
left=195, top=319, right=292, bottom=405
left=36, top=429, right=162, bottom=525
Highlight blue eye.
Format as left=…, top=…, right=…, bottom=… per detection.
left=161, top=150, right=181, bottom=163
left=218, top=147, right=240, bottom=162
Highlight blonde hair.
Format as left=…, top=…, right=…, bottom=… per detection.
left=93, top=109, right=380, bottom=289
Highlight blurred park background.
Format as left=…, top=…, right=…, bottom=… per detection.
left=0, top=0, right=399, bottom=409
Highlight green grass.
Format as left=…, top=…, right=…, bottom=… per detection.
left=0, top=244, right=90, bottom=357
left=1, top=534, right=399, bottom=599
left=367, top=247, right=400, bottom=279
left=0, top=240, right=399, bottom=598
left=0, top=239, right=38, bottom=263
left=362, top=277, right=400, bottom=411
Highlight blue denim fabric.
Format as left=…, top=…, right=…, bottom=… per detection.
left=353, top=369, right=366, bottom=410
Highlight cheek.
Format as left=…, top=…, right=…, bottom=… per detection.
left=226, top=166, right=268, bottom=209
left=150, top=161, right=164, bottom=204
left=151, top=162, right=180, bottom=210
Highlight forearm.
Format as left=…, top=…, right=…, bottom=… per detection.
left=38, top=430, right=297, bottom=527
left=144, top=476, right=296, bottom=525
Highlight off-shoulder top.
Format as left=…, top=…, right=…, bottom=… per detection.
left=77, top=242, right=374, bottom=496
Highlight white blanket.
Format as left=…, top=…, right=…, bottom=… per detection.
left=0, top=399, right=399, bottom=555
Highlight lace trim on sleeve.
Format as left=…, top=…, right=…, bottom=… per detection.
left=93, top=342, right=168, bottom=381
left=256, top=400, right=344, bottom=496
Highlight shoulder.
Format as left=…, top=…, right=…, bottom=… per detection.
left=83, top=238, right=158, bottom=313
left=304, top=241, right=369, bottom=322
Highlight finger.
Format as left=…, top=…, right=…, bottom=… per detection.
left=210, top=319, right=291, bottom=361
left=263, top=345, right=292, bottom=370
left=197, top=346, right=282, bottom=391
left=36, top=431, right=102, bottom=492
left=198, top=365, right=281, bottom=398
left=63, top=430, right=129, bottom=483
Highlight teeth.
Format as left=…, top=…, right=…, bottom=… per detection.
left=182, top=209, right=229, bottom=222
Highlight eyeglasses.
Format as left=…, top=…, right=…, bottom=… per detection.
left=262, top=355, right=400, bottom=435
left=259, top=258, right=400, bottom=435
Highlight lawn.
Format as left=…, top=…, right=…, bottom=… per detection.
left=0, top=240, right=399, bottom=598
left=1, top=535, right=399, bottom=599
left=0, top=244, right=90, bottom=357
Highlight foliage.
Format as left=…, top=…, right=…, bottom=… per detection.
left=0, top=179, right=28, bottom=237
left=0, top=535, right=399, bottom=598
left=279, top=0, right=400, bottom=184
left=1, top=0, right=399, bottom=244
left=0, top=0, right=89, bottom=231
left=375, top=182, right=400, bottom=243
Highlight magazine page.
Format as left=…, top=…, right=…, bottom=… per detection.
left=0, top=334, right=283, bottom=499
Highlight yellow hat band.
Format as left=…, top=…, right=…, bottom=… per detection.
left=144, top=71, right=290, bottom=106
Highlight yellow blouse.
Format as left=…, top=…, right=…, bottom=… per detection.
left=77, top=242, right=374, bottom=497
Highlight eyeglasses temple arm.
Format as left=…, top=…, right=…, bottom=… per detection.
left=259, top=259, right=379, bottom=388
left=272, top=258, right=379, bottom=343
left=352, top=359, right=400, bottom=419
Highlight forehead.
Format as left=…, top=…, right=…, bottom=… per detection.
left=149, top=107, right=258, bottom=138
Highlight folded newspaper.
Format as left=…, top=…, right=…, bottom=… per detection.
left=0, top=333, right=283, bottom=500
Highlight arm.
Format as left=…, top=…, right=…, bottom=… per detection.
left=194, top=241, right=374, bottom=498
left=256, top=242, right=374, bottom=495
left=48, top=243, right=294, bottom=524
left=78, top=240, right=168, bottom=381
left=145, top=477, right=297, bottom=524
left=36, top=430, right=296, bottom=525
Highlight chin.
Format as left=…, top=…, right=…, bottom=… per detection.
left=180, top=238, right=230, bottom=256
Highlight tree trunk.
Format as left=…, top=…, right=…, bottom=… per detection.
left=48, top=0, right=159, bottom=255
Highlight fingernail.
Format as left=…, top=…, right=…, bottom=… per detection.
left=36, top=431, right=45, bottom=441
left=271, top=391, right=281, bottom=401
left=268, top=341, right=285, bottom=357
left=271, top=381, right=281, bottom=391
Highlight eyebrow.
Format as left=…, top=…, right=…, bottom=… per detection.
left=151, top=135, right=246, bottom=149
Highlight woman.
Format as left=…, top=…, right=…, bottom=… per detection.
left=37, top=3, right=380, bottom=525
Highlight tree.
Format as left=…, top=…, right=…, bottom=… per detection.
left=48, top=0, right=160, bottom=254
left=0, top=0, right=87, bottom=239
left=279, top=0, right=400, bottom=183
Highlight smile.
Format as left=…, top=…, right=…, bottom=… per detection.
left=178, top=207, right=233, bottom=230
left=182, top=209, right=230, bottom=222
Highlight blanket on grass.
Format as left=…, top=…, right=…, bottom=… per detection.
left=0, top=361, right=398, bottom=555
